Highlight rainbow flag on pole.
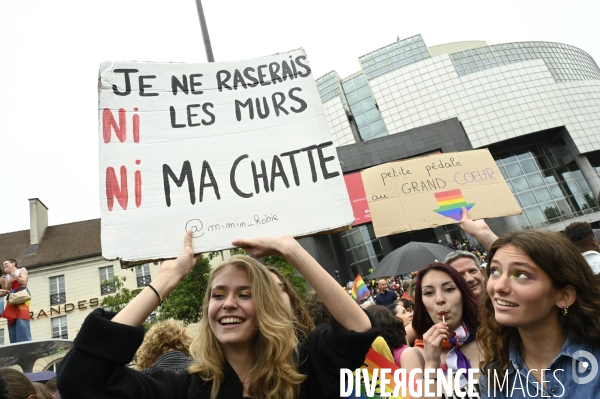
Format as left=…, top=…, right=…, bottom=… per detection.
left=345, top=348, right=411, bottom=398
left=352, top=274, right=370, bottom=303
left=432, top=189, right=475, bottom=221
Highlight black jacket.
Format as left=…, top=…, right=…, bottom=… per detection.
left=57, top=309, right=378, bottom=399
left=140, top=350, right=193, bottom=375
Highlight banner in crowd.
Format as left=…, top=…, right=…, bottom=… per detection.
left=344, top=172, right=372, bottom=226
left=360, top=149, right=521, bottom=237
left=99, top=49, right=353, bottom=262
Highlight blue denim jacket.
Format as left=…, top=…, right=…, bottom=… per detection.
left=479, top=334, right=599, bottom=398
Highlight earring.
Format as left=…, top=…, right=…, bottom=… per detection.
left=562, top=305, right=568, bottom=316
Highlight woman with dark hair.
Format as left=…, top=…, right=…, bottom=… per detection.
left=478, top=229, right=600, bottom=398
left=399, top=297, right=414, bottom=313
left=366, top=305, right=408, bottom=367
left=401, top=263, right=481, bottom=397
left=266, top=267, right=315, bottom=335
left=386, top=301, right=412, bottom=332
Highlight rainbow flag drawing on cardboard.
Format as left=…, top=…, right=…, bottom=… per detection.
left=352, top=274, right=370, bottom=303
left=433, top=189, right=475, bottom=221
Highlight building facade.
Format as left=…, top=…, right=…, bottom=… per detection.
left=305, top=34, right=600, bottom=278
left=0, top=198, right=227, bottom=371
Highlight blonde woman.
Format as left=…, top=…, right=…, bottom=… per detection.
left=57, top=233, right=377, bottom=399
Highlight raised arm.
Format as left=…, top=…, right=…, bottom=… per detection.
left=232, top=235, right=372, bottom=333
left=112, top=230, right=198, bottom=327
left=11, top=268, right=28, bottom=286
left=458, top=207, right=498, bottom=251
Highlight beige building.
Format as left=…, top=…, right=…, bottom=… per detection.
left=0, top=198, right=224, bottom=371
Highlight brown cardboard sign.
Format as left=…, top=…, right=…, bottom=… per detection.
left=360, top=149, right=521, bottom=237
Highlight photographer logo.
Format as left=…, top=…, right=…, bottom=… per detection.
left=572, top=350, right=598, bottom=385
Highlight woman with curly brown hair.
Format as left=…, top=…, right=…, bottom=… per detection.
left=478, top=229, right=600, bottom=398
left=57, top=233, right=377, bottom=399
left=135, top=319, right=193, bottom=373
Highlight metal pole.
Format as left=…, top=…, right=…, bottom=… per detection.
left=194, top=0, right=215, bottom=62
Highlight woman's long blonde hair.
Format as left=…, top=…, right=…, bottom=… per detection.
left=188, top=255, right=306, bottom=399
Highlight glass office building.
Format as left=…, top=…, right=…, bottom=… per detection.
left=306, top=34, right=600, bottom=276
left=494, top=137, right=599, bottom=228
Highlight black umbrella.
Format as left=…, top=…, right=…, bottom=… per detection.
left=369, top=241, right=454, bottom=279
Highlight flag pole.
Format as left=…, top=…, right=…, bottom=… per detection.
left=194, top=0, right=215, bottom=62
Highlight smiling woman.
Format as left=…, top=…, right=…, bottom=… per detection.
left=0, top=259, right=32, bottom=343
left=478, top=230, right=600, bottom=398
left=56, top=232, right=377, bottom=399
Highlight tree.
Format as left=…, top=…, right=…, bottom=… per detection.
left=543, top=205, right=561, bottom=220
left=157, top=256, right=211, bottom=325
left=100, top=275, right=142, bottom=313
left=100, top=275, right=157, bottom=330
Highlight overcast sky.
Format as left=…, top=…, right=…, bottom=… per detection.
left=1, top=0, right=599, bottom=234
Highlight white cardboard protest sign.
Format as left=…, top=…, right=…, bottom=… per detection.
left=99, top=49, right=353, bottom=262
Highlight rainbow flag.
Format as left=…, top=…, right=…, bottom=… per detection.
left=432, top=189, right=475, bottom=221
left=352, top=275, right=370, bottom=303
left=345, top=348, right=411, bottom=398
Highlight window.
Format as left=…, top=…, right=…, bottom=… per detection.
left=51, top=316, right=68, bottom=339
left=49, top=275, right=66, bottom=305
left=450, top=41, right=600, bottom=82
left=136, top=264, right=152, bottom=287
left=146, top=310, right=157, bottom=323
left=99, top=266, right=115, bottom=295
left=492, top=139, right=600, bottom=228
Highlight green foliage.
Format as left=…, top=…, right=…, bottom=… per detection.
left=543, top=205, right=562, bottom=220
left=262, top=255, right=309, bottom=300
left=157, top=256, right=212, bottom=325
left=100, top=275, right=155, bottom=330
left=100, top=275, right=142, bottom=313
left=583, top=193, right=599, bottom=209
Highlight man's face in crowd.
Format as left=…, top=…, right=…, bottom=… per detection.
left=3, top=260, right=16, bottom=275
left=448, top=257, right=484, bottom=298
left=378, top=279, right=388, bottom=293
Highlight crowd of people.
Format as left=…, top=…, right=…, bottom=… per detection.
left=447, top=239, right=488, bottom=265
left=1, top=209, right=599, bottom=398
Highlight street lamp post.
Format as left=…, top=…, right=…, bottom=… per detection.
left=194, top=0, right=215, bottom=62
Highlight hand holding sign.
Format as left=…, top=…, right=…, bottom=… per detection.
left=157, top=230, right=200, bottom=285
left=361, top=149, right=521, bottom=237
left=458, top=207, right=499, bottom=251
left=99, top=49, right=353, bottom=263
